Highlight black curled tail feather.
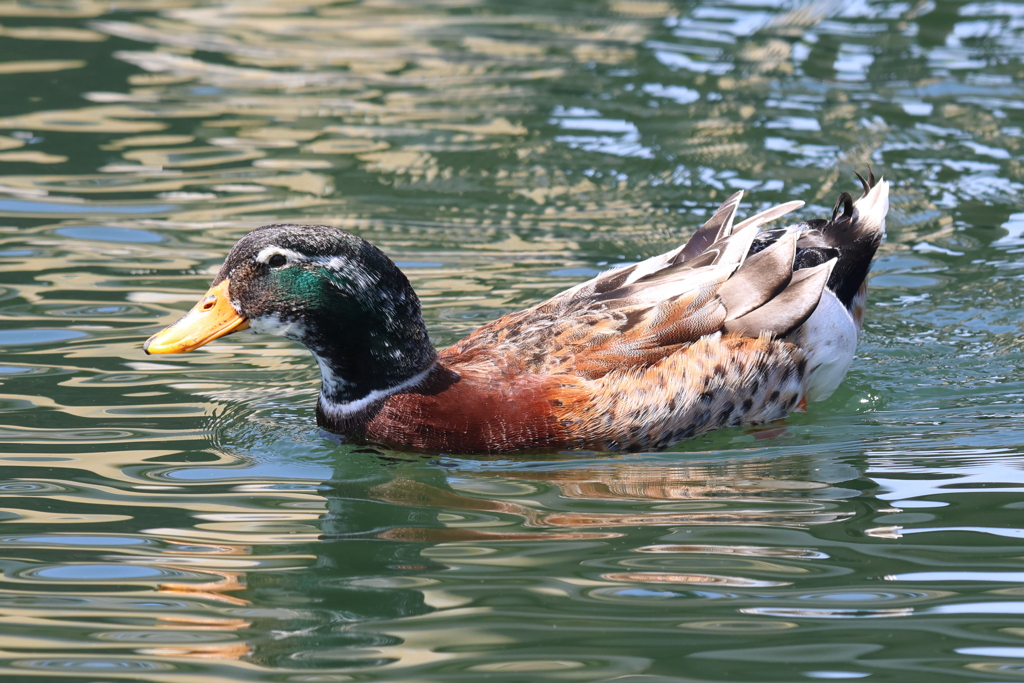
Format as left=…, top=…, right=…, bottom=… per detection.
left=816, top=173, right=889, bottom=309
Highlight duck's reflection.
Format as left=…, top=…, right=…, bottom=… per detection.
left=127, top=449, right=867, bottom=676
left=349, top=455, right=858, bottom=542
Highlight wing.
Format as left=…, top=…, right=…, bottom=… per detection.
left=444, top=179, right=888, bottom=379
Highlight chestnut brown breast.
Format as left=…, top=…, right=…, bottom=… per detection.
left=359, top=362, right=580, bottom=454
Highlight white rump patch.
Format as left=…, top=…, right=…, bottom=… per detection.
left=788, top=288, right=858, bottom=402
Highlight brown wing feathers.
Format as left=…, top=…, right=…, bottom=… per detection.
left=591, top=191, right=820, bottom=342
left=583, top=190, right=793, bottom=292
left=446, top=182, right=880, bottom=380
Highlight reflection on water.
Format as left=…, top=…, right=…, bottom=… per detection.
left=8, top=444, right=1024, bottom=680
left=2, top=0, right=1024, bottom=680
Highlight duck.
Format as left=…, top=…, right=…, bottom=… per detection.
left=144, top=173, right=889, bottom=454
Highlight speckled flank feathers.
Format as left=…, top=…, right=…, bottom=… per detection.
left=151, top=174, right=890, bottom=454
left=558, top=334, right=806, bottom=452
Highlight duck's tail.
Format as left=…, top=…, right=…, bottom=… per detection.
left=779, top=173, right=889, bottom=402
left=818, top=171, right=889, bottom=311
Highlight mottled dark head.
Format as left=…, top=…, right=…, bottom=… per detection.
left=224, top=224, right=436, bottom=400
left=147, top=223, right=436, bottom=405
left=216, top=224, right=408, bottom=328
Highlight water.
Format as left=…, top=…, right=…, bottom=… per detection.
left=0, top=0, right=1023, bottom=680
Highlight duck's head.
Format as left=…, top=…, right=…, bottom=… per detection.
left=144, top=224, right=436, bottom=404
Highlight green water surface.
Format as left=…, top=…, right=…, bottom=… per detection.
left=1, top=0, right=1023, bottom=681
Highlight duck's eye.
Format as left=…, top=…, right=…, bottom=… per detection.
left=267, top=253, right=288, bottom=268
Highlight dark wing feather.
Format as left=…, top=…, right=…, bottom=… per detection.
left=722, top=259, right=835, bottom=337
left=717, top=231, right=797, bottom=320
left=674, top=190, right=744, bottom=263
left=732, top=200, right=804, bottom=234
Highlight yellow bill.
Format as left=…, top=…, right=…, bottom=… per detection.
left=144, top=279, right=250, bottom=354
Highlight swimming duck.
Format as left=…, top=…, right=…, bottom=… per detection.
left=144, top=174, right=889, bottom=454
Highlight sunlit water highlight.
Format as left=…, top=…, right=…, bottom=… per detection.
left=1, top=0, right=1024, bottom=681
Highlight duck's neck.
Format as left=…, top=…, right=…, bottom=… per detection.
left=306, top=311, right=437, bottom=419
left=314, top=346, right=436, bottom=410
